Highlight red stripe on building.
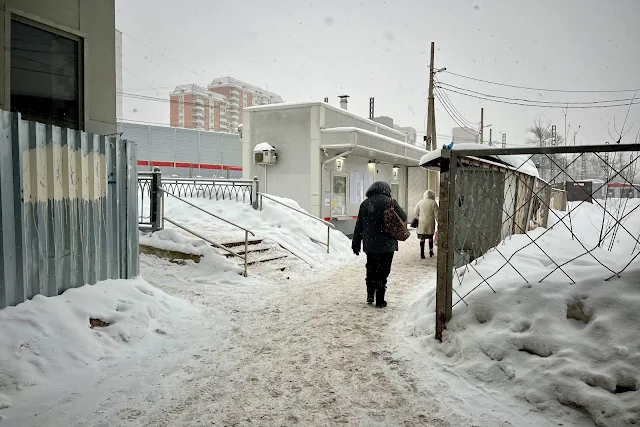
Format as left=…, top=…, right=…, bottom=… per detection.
left=138, top=160, right=242, bottom=172
left=151, top=161, right=174, bottom=167
left=199, top=164, right=224, bottom=170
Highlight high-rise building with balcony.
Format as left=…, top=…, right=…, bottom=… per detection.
left=169, top=77, right=282, bottom=132
left=169, top=84, right=228, bottom=131
left=208, top=77, right=283, bottom=132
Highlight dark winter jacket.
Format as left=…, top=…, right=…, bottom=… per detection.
left=352, top=181, right=408, bottom=254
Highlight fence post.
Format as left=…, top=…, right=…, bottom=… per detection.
left=150, top=166, right=162, bottom=232
left=252, top=176, right=259, bottom=210
left=436, top=150, right=456, bottom=341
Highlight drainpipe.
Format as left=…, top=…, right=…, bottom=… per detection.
left=320, top=149, right=353, bottom=220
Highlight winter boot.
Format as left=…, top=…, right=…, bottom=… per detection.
left=420, top=241, right=426, bottom=259
left=375, top=288, right=387, bottom=308
left=366, top=283, right=375, bottom=304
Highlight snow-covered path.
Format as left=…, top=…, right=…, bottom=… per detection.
left=130, top=234, right=570, bottom=427
left=4, top=233, right=587, bottom=427
left=139, top=248, right=458, bottom=426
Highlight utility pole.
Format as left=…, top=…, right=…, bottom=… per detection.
left=427, top=41, right=436, bottom=151
left=480, top=108, right=484, bottom=144
left=489, top=128, right=492, bottom=146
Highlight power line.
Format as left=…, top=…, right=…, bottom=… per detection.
left=120, top=92, right=223, bottom=109
left=434, top=78, right=478, bottom=129
left=443, top=70, right=640, bottom=94
left=435, top=88, right=479, bottom=136
left=121, top=65, right=162, bottom=96
left=433, top=84, right=479, bottom=136
left=438, top=82, right=638, bottom=105
left=438, top=86, right=640, bottom=109
left=119, top=117, right=240, bottom=134
left=121, top=32, right=209, bottom=81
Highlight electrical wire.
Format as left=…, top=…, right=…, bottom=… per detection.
left=437, top=86, right=640, bottom=109
left=443, top=70, right=640, bottom=94
left=120, top=92, right=223, bottom=109
left=121, top=66, right=162, bottom=96
left=121, top=32, right=209, bottom=81
left=435, top=88, right=479, bottom=137
left=434, top=78, right=478, bottom=129
left=433, top=85, right=479, bottom=136
left=438, top=82, right=638, bottom=105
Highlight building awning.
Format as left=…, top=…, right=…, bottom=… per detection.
left=320, top=127, right=427, bottom=166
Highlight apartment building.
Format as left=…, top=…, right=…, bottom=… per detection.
left=169, top=84, right=228, bottom=131
left=208, top=77, right=283, bottom=131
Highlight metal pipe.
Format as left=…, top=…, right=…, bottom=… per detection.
left=244, top=230, right=249, bottom=277
left=163, top=216, right=242, bottom=259
left=327, top=226, right=330, bottom=254
left=162, top=189, right=255, bottom=235
left=451, top=143, right=640, bottom=157
left=257, top=192, right=335, bottom=228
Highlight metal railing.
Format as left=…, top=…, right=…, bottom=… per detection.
left=162, top=189, right=255, bottom=277
left=138, top=167, right=255, bottom=276
left=257, top=192, right=335, bottom=253
left=161, top=177, right=256, bottom=204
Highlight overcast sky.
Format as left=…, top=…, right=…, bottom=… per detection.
left=116, top=0, right=640, bottom=147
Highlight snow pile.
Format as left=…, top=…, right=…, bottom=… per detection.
left=0, top=278, right=193, bottom=417
left=404, top=200, right=640, bottom=426
left=140, top=228, right=210, bottom=256
left=161, top=195, right=355, bottom=268
left=420, top=143, right=540, bottom=178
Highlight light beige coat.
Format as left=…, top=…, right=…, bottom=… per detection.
left=414, top=190, right=438, bottom=235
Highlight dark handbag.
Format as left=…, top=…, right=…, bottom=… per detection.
left=382, top=199, right=411, bottom=241
left=410, top=218, right=419, bottom=229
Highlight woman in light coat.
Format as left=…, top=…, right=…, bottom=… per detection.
left=413, top=189, right=438, bottom=258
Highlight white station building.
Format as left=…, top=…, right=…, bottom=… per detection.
left=241, top=101, right=432, bottom=236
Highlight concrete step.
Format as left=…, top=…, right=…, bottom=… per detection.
left=221, top=241, right=277, bottom=257
left=221, top=239, right=263, bottom=248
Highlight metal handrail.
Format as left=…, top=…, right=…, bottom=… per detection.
left=257, top=192, right=334, bottom=254
left=163, top=189, right=255, bottom=235
left=161, top=189, right=254, bottom=276
left=163, top=217, right=241, bottom=259
left=257, top=192, right=335, bottom=228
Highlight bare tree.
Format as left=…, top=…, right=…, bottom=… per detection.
left=526, top=117, right=565, bottom=146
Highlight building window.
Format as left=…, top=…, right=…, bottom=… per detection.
left=10, top=19, right=82, bottom=129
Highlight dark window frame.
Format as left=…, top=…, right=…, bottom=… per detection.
left=9, top=15, right=85, bottom=130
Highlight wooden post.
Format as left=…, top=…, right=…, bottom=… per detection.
left=436, top=150, right=456, bottom=340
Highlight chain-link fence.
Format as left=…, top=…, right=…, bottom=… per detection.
left=434, top=143, right=640, bottom=340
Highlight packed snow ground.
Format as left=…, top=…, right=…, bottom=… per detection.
left=1, top=234, right=581, bottom=426
left=2, top=194, right=631, bottom=426
left=404, top=199, right=640, bottom=426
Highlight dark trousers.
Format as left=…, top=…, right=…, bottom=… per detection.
left=365, top=252, right=394, bottom=298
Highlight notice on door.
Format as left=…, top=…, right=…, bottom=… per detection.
left=324, top=190, right=331, bottom=206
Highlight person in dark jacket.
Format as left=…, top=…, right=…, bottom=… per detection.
left=352, top=181, right=408, bottom=307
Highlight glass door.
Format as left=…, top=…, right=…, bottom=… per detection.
left=331, top=174, right=348, bottom=217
